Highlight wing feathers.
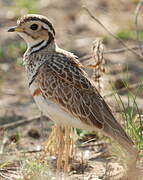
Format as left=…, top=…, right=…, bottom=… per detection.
left=34, top=51, right=136, bottom=155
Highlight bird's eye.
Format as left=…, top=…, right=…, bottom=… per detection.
left=30, top=24, right=39, bottom=30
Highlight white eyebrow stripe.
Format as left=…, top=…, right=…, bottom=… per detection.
left=42, top=23, right=55, bottom=36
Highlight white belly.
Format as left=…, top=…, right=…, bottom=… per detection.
left=30, top=84, right=93, bottom=131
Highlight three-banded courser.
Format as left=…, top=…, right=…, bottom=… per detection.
left=8, top=14, right=137, bottom=170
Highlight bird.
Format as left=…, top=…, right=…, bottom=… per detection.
left=8, top=14, right=137, bottom=162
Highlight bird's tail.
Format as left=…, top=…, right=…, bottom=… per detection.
left=103, top=121, right=138, bottom=159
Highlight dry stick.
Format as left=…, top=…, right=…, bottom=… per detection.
left=0, top=90, right=29, bottom=97
left=134, top=0, right=143, bottom=56
left=0, top=149, right=43, bottom=155
left=0, top=115, right=44, bottom=129
left=91, top=38, right=105, bottom=91
left=83, top=7, right=143, bottom=59
left=80, top=45, right=143, bottom=62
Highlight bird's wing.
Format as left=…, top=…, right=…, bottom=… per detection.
left=35, top=52, right=135, bottom=154
left=40, top=52, right=94, bottom=91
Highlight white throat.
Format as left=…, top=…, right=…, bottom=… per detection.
left=17, top=32, right=48, bottom=57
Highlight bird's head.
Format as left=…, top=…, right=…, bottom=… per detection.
left=8, top=14, right=55, bottom=49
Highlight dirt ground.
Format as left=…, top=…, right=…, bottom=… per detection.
left=0, top=0, right=143, bottom=179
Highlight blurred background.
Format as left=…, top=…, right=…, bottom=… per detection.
left=0, top=0, right=143, bottom=179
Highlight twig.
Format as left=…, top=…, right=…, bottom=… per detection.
left=83, top=7, right=143, bottom=58
left=0, top=115, right=48, bottom=129
left=21, top=148, right=43, bottom=154
left=89, top=38, right=105, bottom=91
left=80, top=45, right=143, bottom=62
left=135, top=0, right=143, bottom=55
left=0, top=90, right=29, bottom=97
left=104, top=81, right=143, bottom=98
left=0, top=148, right=43, bottom=156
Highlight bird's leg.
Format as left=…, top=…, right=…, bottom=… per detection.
left=42, top=124, right=75, bottom=174
left=43, top=125, right=59, bottom=155
left=63, top=126, right=74, bottom=173
left=56, top=126, right=64, bottom=171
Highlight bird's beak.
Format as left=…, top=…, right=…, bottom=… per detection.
left=8, top=26, right=24, bottom=32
